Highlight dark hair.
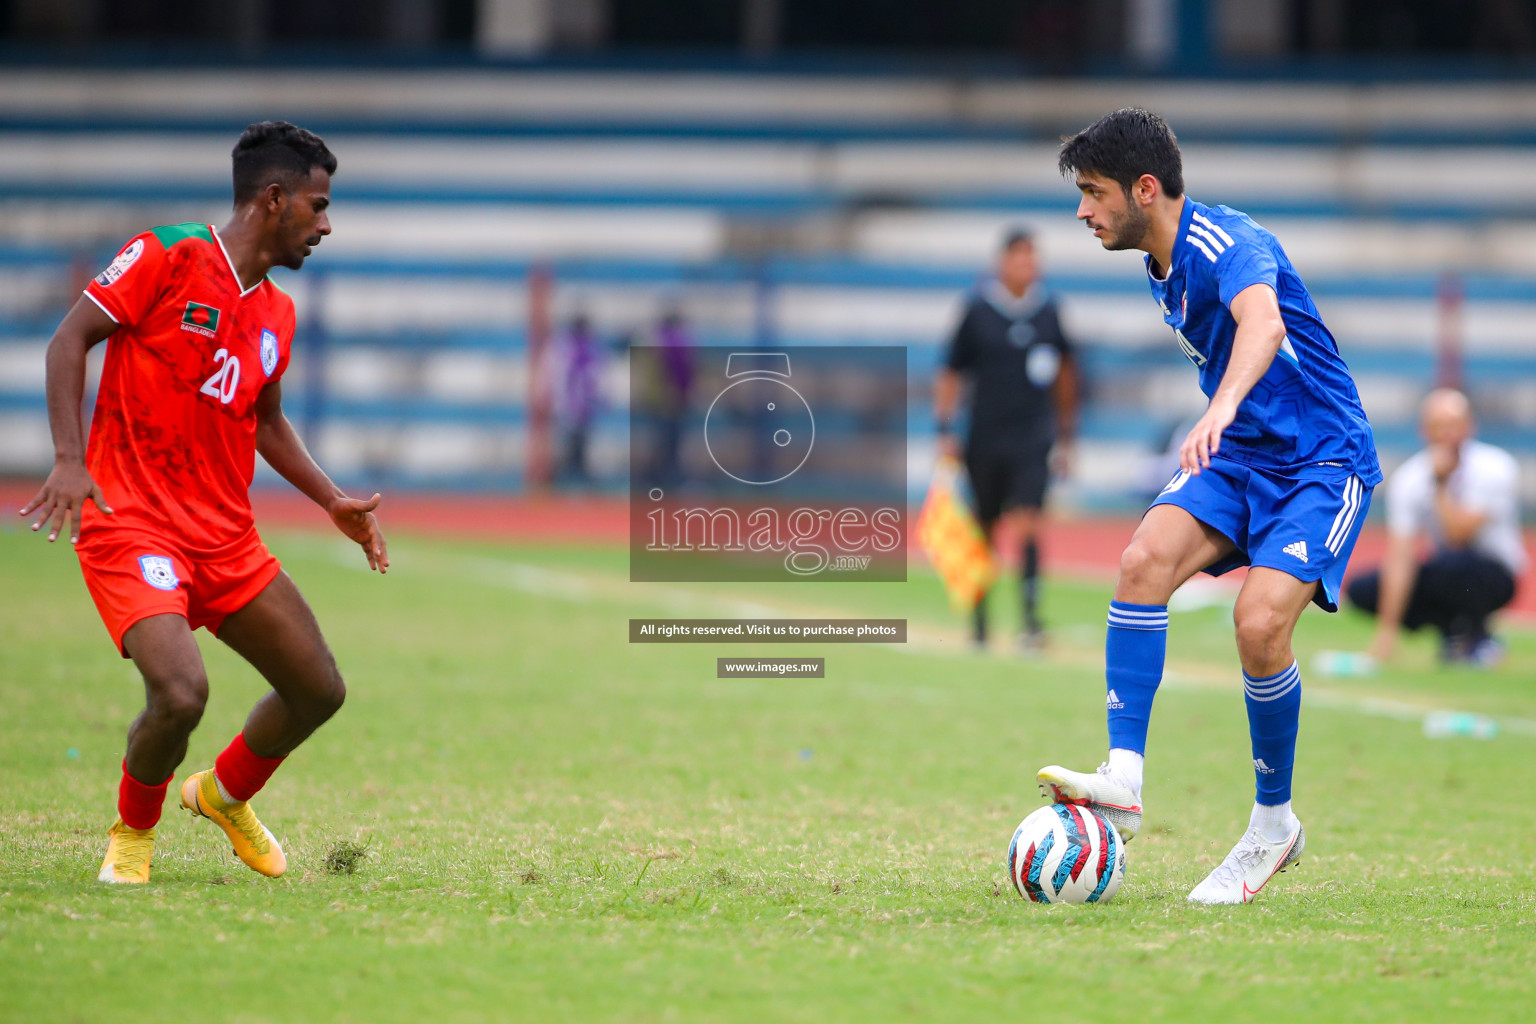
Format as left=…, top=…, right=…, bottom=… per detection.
left=1058, top=108, right=1183, bottom=199
left=231, top=121, right=337, bottom=204
left=1000, top=225, right=1034, bottom=251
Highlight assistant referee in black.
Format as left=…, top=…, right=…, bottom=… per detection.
left=935, top=227, right=1079, bottom=649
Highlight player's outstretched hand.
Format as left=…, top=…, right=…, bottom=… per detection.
left=1368, top=629, right=1397, bottom=663
left=18, top=461, right=112, bottom=544
left=1180, top=399, right=1238, bottom=474
left=328, top=492, right=389, bottom=573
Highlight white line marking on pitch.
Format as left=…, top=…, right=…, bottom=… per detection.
left=288, top=536, right=1536, bottom=740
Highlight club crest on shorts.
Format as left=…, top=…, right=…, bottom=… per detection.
left=260, top=329, right=279, bottom=376
left=95, top=239, right=144, bottom=287
left=137, top=554, right=179, bottom=591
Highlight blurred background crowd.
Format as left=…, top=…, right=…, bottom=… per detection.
left=2, top=0, right=1534, bottom=521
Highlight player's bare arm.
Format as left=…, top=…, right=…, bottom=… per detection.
left=1050, top=350, right=1079, bottom=475
left=20, top=296, right=121, bottom=543
left=253, top=380, right=389, bottom=573
left=932, top=367, right=963, bottom=460
left=1368, top=532, right=1420, bottom=660
left=1428, top=452, right=1487, bottom=545
left=1180, top=282, right=1286, bottom=474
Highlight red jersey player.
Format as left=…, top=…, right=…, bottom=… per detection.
left=20, top=121, right=388, bottom=884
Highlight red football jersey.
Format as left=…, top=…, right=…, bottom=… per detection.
left=81, top=223, right=296, bottom=551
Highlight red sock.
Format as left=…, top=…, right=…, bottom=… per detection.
left=214, top=733, right=286, bottom=803
left=118, top=759, right=172, bottom=830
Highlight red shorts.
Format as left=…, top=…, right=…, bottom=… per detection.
left=76, top=525, right=282, bottom=657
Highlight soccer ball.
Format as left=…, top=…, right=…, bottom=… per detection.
left=1007, top=803, right=1126, bottom=904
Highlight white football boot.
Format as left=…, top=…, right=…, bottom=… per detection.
left=1036, top=763, right=1143, bottom=841
left=1187, top=820, right=1305, bottom=905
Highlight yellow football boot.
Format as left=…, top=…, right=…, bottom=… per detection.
left=180, top=769, right=287, bottom=877
left=98, top=819, right=155, bottom=884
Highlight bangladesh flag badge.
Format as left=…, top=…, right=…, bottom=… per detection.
left=180, top=301, right=222, bottom=338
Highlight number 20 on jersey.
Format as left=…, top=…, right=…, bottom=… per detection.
left=199, top=348, right=242, bottom=405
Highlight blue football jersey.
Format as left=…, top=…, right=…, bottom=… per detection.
left=1146, top=199, right=1382, bottom=486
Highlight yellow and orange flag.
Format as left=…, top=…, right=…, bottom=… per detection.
left=916, top=457, right=997, bottom=611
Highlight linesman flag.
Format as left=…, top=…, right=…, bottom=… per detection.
left=916, top=457, right=997, bottom=611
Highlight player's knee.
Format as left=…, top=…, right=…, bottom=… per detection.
left=1118, top=540, right=1176, bottom=597
left=1001, top=508, right=1039, bottom=537
left=146, top=669, right=209, bottom=731
left=1233, top=601, right=1289, bottom=659
left=317, top=670, right=346, bottom=721
left=302, top=658, right=346, bottom=724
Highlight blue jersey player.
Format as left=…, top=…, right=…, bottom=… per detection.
left=1035, top=109, right=1381, bottom=904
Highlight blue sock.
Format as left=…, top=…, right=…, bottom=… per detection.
left=1244, top=661, right=1302, bottom=805
left=1105, top=601, right=1168, bottom=755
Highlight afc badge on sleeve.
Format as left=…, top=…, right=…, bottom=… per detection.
left=260, top=329, right=279, bottom=377
left=137, top=554, right=180, bottom=591
left=95, top=239, right=144, bottom=287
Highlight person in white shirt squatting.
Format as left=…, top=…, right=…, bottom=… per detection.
left=1348, top=388, right=1525, bottom=667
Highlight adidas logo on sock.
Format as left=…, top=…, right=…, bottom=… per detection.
left=1253, top=758, right=1276, bottom=774
left=1106, top=688, right=1126, bottom=710
left=1282, top=540, right=1308, bottom=563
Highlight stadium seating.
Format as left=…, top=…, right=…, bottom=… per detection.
left=2, top=68, right=1533, bottom=508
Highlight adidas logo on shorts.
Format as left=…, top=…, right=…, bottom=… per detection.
left=1283, top=540, right=1308, bottom=563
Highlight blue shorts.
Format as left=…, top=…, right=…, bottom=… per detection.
left=1149, top=458, right=1373, bottom=612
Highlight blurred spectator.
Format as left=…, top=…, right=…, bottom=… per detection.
left=1349, top=389, right=1525, bottom=666
left=554, top=312, right=603, bottom=485
left=652, top=306, right=696, bottom=488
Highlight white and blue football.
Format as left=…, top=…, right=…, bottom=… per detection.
left=1008, top=802, right=1126, bottom=904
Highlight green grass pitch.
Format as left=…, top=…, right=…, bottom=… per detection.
left=2, top=521, right=1535, bottom=1022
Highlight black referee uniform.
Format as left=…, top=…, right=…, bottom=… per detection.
left=943, top=281, right=1075, bottom=642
